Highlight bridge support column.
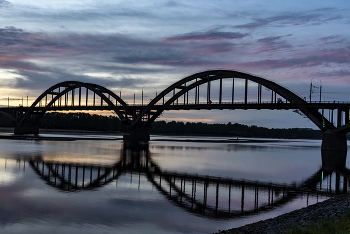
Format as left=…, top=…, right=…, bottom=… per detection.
left=14, top=122, right=39, bottom=135
left=321, top=131, right=347, bottom=170
left=123, top=127, right=150, bottom=143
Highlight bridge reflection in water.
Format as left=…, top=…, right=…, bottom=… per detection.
left=28, top=144, right=349, bottom=220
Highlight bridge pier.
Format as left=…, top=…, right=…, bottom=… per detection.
left=321, top=131, right=347, bottom=170
left=14, top=122, right=39, bottom=135
left=321, top=149, right=347, bottom=171
left=123, top=126, right=150, bottom=143
left=321, top=131, right=347, bottom=152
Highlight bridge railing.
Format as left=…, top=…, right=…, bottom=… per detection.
left=124, top=100, right=350, bottom=106
left=2, top=100, right=350, bottom=109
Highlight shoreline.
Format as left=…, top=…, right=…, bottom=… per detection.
left=216, top=194, right=350, bottom=234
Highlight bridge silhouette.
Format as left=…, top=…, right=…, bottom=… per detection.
left=25, top=144, right=349, bottom=220
left=0, top=70, right=349, bottom=151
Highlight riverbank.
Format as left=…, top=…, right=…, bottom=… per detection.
left=216, top=194, right=350, bottom=234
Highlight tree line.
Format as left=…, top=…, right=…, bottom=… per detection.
left=0, top=112, right=324, bottom=139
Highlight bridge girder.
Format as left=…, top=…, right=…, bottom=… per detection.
left=132, top=70, right=334, bottom=131
left=19, top=81, right=128, bottom=124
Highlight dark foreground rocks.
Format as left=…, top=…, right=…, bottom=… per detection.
left=216, top=194, right=350, bottom=234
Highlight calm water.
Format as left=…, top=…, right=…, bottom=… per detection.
left=0, top=133, right=349, bottom=234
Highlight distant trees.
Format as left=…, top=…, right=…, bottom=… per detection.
left=39, top=112, right=122, bottom=131
left=151, top=121, right=322, bottom=139
left=0, top=112, right=324, bottom=139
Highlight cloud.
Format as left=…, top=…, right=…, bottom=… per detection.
left=257, top=34, right=292, bottom=43
left=0, top=0, right=10, bottom=7
left=235, top=50, right=350, bottom=70
left=319, top=35, right=340, bottom=41
left=164, top=30, right=248, bottom=42
left=12, top=69, right=156, bottom=91
left=318, top=35, right=345, bottom=46
left=0, top=26, right=77, bottom=58
left=191, top=42, right=236, bottom=55
left=234, top=9, right=342, bottom=30
left=253, top=34, right=293, bottom=54
left=313, top=69, right=350, bottom=79
left=11, top=4, right=153, bottom=24
left=0, top=59, right=45, bottom=72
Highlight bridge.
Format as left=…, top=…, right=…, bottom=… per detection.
left=0, top=70, right=349, bottom=151
left=24, top=144, right=350, bottom=219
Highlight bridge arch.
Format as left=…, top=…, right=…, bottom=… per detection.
left=20, top=81, right=127, bottom=124
left=133, top=70, right=333, bottom=131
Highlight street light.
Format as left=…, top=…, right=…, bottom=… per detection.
left=309, top=77, right=315, bottom=102
left=319, top=79, right=322, bottom=103
left=154, top=87, right=157, bottom=97
left=119, top=87, right=123, bottom=98
left=27, top=93, right=30, bottom=107
left=310, top=78, right=322, bottom=103
left=132, top=89, right=135, bottom=105
left=142, top=86, right=145, bottom=106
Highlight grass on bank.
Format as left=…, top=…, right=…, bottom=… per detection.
left=287, top=210, right=350, bottom=234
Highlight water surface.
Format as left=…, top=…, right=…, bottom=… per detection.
left=0, top=134, right=349, bottom=233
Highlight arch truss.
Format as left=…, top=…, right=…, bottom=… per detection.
left=132, top=70, right=335, bottom=132
left=18, top=81, right=128, bottom=126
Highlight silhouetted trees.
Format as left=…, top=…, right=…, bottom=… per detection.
left=39, top=112, right=122, bottom=131
left=151, top=121, right=322, bottom=139
left=0, top=112, right=324, bottom=139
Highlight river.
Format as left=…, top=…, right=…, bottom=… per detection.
left=0, top=133, right=349, bottom=233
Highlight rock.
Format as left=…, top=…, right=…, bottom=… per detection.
left=217, top=194, right=350, bottom=234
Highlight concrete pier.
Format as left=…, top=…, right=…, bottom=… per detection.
left=321, top=131, right=347, bottom=170
left=123, top=127, right=150, bottom=142
left=321, top=131, right=347, bottom=152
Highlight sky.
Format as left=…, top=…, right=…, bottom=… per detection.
left=0, top=0, right=349, bottom=129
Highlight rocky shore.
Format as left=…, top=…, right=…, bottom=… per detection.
left=216, top=194, right=350, bottom=234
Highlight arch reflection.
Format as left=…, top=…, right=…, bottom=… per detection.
left=29, top=144, right=350, bottom=220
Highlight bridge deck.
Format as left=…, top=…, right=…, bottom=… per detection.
left=1, top=102, right=350, bottom=112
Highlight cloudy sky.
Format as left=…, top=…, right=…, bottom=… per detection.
left=0, top=0, right=349, bottom=128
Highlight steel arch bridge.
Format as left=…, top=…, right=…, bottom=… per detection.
left=28, top=146, right=350, bottom=220
left=1, top=70, right=350, bottom=144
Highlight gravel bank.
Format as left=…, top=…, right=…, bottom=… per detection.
left=216, top=194, right=350, bottom=234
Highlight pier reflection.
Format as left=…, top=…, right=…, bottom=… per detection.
left=28, top=144, right=349, bottom=220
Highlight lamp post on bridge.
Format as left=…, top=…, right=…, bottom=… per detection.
left=27, top=93, right=29, bottom=107
left=310, top=77, right=315, bottom=102
left=154, top=87, right=157, bottom=97
left=132, top=89, right=135, bottom=105
left=119, top=87, right=123, bottom=99
left=319, top=79, right=322, bottom=103
left=142, top=86, right=145, bottom=106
